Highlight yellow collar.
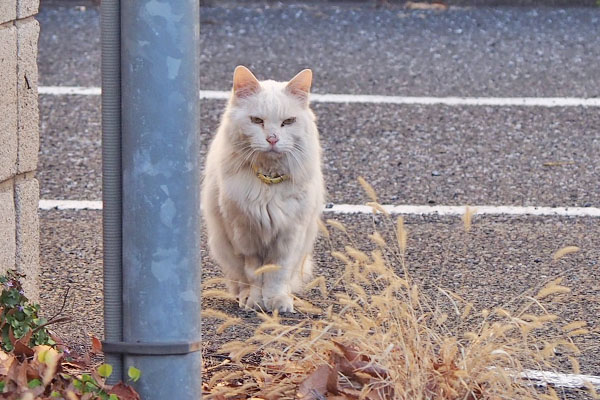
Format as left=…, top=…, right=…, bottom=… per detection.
left=252, top=165, right=290, bottom=185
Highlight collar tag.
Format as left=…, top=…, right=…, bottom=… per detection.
left=252, top=165, right=290, bottom=185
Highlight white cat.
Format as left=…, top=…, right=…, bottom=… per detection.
left=202, top=66, right=325, bottom=313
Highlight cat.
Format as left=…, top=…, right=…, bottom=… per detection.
left=202, top=66, right=325, bottom=313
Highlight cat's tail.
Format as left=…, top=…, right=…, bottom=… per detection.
left=291, top=253, right=314, bottom=294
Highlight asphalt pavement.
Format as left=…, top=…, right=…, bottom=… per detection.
left=36, top=1, right=600, bottom=394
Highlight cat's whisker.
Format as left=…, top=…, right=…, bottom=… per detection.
left=286, top=147, right=309, bottom=179
left=231, top=146, right=258, bottom=173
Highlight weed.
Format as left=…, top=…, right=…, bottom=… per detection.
left=0, top=270, right=55, bottom=351
left=204, top=183, right=596, bottom=399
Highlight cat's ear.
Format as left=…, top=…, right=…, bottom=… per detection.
left=286, top=69, right=312, bottom=104
left=233, top=66, right=260, bottom=98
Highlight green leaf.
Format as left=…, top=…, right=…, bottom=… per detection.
left=51, top=391, right=61, bottom=398
left=28, top=378, right=42, bottom=388
left=98, top=363, right=113, bottom=378
left=128, top=365, right=141, bottom=382
left=0, top=381, right=4, bottom=391
left=85, top=381, right=98, bottom=392
left=109, top=394, right=120, bottom=400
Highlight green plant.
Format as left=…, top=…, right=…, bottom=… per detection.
left=0, top=272, right=142, bottom=399
left=72, top=369, right=119, bottom=400
left=0, top=270, right=55, bottom=351
left=70, top=364, right=141, bottom=399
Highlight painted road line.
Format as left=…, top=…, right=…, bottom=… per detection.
left=39, top=200, right=600, bottom=218
left=39, top=199, right=102, bottom=210
left=39, top=86, right=600, bottom=108
left=521, top=369, right=600, bottom=390
left=38, top=86, right=101, bottom=95
left=203, top=90, right=600, bottom=108
left=327, top=204, right=600, bottom=217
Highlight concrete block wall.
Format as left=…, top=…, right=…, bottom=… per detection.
left=0, top=0, right=40, bottom=300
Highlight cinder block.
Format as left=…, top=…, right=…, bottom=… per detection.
left=0, top=183, right=16, bottom=276
left=16, top=19, right=39, bottom=174
left=0, top=0, right=16, bottom=25
left=17, top=0, right=38, bottom=19
left=15, top=177, right=39, bottom=301
left=0, top=25, right=18, bottom=182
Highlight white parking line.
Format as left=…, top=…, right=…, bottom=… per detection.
left=39, top=199, right=600, bottom=218
left=39, top=86, right=600, bottom=107
left=39, top=86, right=101, bottom=95
left=327, top=204, right=600, bottom=217
left=39, top=199, right=102, bottom=210
left=521, top=369, right=600, bottom=390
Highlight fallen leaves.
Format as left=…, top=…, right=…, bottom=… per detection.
left=297, top=342, right=393, bottom=400
left=0, top=337, right=141, bottom=400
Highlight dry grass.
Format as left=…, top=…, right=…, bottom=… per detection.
left=203, top=188, right=596, bottom=400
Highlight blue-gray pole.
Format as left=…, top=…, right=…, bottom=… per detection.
left=101, top=0, right=123, bottom=385
left=118, top=0, right=202, bottom=397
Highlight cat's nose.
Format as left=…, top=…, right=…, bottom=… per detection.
left=266, top=135, right=279, bottom=145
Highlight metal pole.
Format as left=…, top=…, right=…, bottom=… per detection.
left=119, top=0, right=202, bottom=397
left=101, top=0, right=123, bottom=384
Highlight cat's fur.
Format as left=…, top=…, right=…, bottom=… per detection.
left=202, top=66, right=324, bottom=313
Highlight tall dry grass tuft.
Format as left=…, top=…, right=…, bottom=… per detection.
left=204, top=186, right=592, bottom=400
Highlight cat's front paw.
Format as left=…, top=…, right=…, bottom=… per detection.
left=243, top=286, right=265, bottom=311
left=263, top=293, right=295, bottom=313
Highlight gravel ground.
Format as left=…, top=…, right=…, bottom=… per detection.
left=38, top=95, right=101, bottom=201
left=40, top=94, right=600, bottom=209
left=199, top=4, right=600, bottom=98
left=39, top=210, right=104, bottom=356
left=40, top=209, right=600, bottom=376
left=38, top=4, right=600, bottom=98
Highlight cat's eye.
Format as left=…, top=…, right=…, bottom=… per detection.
left=281, top=117, right=296, bottom=127
left=250, top=116, right=264, bottom=125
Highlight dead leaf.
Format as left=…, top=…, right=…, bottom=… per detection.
left=331, top=352, right=356, bottom=380
left=109, top=382, right=142, bottom=400
left=35, top=345, right=61, bottom=385
left=66, top=391, right=79, bottom=400
left=15, top=359, right=30, bottom=388
left=8, top=325, right=18, bottom=346
left=405, top=1, right=448, bottom=10
left=91, top=336, right=103, bottom=353
left=13, top=340, right=35, bottom=358
left=333, top=341, right=364, bottom=364
left=337, top=386, right=361, bottom=399
left=298, top=364, right=331, bottom=399
left=91, top=369, right=108, bottom=391
left=327, top=361, right=340, bottom=395
left=0, top=351, right=15, bottom=375
left=20, top=328, right=34, bottom=345
left=332, top=343, right=388, bottom=381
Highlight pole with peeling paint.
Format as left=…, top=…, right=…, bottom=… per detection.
left=105, top=0, right=202, bottom=397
